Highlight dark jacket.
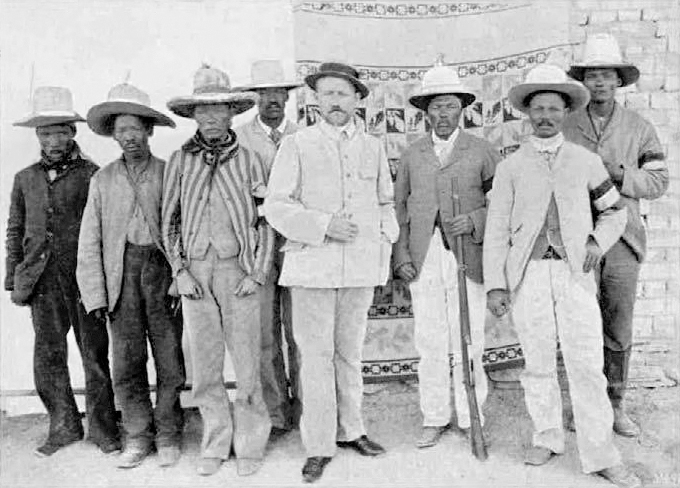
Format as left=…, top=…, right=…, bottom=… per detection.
left=5, top=144, right=99, bottom=305
left=394, top=131, right=500, bottom=284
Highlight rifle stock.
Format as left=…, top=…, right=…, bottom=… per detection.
left=452, top=190, right=488, bottom=461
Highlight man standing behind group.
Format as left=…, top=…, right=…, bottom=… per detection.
left=6, top=87, right=119, bottom=457
left=163, top=65, right=274, bottom=477
left=563, top=34, right=669, bottom=438
left=235, top=60, right=303, bottom=436
left=264, top=62, right=399, bottom=483
left=77, top=83, right=185, bottom=469
left=394, top=58, right=499, bottom=449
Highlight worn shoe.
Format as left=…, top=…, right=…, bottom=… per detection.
left=117, top=446, right=150, bottom=469
left=34, top=432, right=84, bottom=458
left=416, top=424, right=450, bottom=448
left=302, top=456, right=332, bottom=483
left=97, top=438, right=122, bottom=454
left=157, top=445, right=181, bottom=467
left=336, top=435, right=386, bottom=456
left=597, top=464, right=642, bottom=488
left=613, top=408, right=640, bottom=437
left=524, top=446, right=556, bottom=466
left=196, top=457, right=223, bottom=476
left=237, top=458, right=263, bottom=476
left=269, top=426, right=290, bottom=442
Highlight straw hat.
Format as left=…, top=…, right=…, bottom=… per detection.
left=167, top=64, right=258, bottom=118
left=87, top=83, right=175, bottom=136
left=409, top=56, right=476, bottom=111
left=14, top=86, right=86, bottom=128
left=567, top=33, right=640, bottom=87
left=236, top=60, right=303, bottom=91
left=508, top=63, right=590, bottom=114
left=304, top=62, right=369, bottom=99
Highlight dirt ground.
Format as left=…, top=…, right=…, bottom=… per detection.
left=1, top=366, right=678, bottom=488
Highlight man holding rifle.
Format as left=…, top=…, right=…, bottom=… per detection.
left=484, top=63, right=640, bottom=488
left=394, top=57, right=499, bottom=450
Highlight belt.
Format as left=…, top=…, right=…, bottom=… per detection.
left=541, top=246, right=563, bottom=260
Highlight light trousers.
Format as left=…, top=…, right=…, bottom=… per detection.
left=410, top=229, right=488, bottom=428
left=290, top=286, right=375, bottom=457
left=512, top=259, right=621, bottom=473
left=182, top=249, right=271, bottom=461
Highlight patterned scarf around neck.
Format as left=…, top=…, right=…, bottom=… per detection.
left=40, top=140, right=82, bottom=174
left=183, top=129, right=239, bottom=167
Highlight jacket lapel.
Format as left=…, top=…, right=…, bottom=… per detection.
left=418, top=136, right=441, bottom=170
left=441, top=132, right=471, bottom=170
left=572, top=108, right=599, bottom=145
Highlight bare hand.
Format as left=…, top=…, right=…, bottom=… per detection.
left=583, top=237, right=603, bottom=273
left=234, top=275, right=260, bottom=297
left=446, top=214, right=474, bottom=236
left=395, top=262, right=417, bottom=282
left=487, top=289, right=511, bottom=317
left=177, top=269, right=203, bottom=300
left=326, top=215, right=358, bottom=242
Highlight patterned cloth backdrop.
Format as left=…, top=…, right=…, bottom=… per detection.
left=292, top=1, right=574, bottom=382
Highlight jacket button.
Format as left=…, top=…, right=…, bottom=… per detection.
left=47, top=207, right=54, bottom=214
left=40, top=253, right=46, bottom=260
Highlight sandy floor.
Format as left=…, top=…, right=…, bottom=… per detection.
left=1, top=375, right=679, bottom=488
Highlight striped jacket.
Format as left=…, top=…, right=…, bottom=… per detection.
left=483, top=139, right=627, bottom=294
left=161, top=141, right=274, bottom=284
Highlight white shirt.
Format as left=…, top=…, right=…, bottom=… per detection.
left=257, top=115, right=286, bottom=137
left=432, top=128, right=460, bottom=164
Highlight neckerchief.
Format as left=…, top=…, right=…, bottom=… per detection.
left=40, top=140, right=83, bottom=176
left=182, top=129, right=239, bottom=167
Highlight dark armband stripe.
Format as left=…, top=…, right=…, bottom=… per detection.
left=482, top=177, right=494, bottom=194
left=590, top=178, right=614, bottom=200
left=638, top=151, right=666, bottom=167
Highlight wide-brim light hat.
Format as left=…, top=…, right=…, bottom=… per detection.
left=87, top=83, right=176, bottom=136
left=304, top=62, right=369, bottom=99
left=567, top=33, right=640, bottom=87
left=14, top=86, right=86, bottom=128
left=508, top=63, right=590, bottom=114
left=167, top=64, right=258, bottom=118
left=236, top=60, right=303, bottom=91
left=409, top=57, right=476, bottom=111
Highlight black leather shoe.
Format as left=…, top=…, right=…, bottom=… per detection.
left=336, top=435, right=386, bottom=456
left=302, top=456, right=332, bottom=483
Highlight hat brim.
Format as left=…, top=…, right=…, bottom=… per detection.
left=304, top=71, right=369, bottom=99
left=236, top=81, right=304, bottom=91
left=86, top=101, right=176, bottom=136
left=409, top=92, right=476, bottom=111
left=167, top=92, right=258, bottom=118
left=13, top=113, right=85, bottom=128
left=508, top=82, right=591, bottom=114
left=567, top=64, right=640, bottom=87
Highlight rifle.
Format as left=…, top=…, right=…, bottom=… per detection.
left=452, top=186, right=488, bottom=461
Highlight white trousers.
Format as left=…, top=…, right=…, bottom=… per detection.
left=290, top=286, right=375, bottom=457
left=410, top=229, right=488, bottom=428
left=513, top=259, right=621, bottom=473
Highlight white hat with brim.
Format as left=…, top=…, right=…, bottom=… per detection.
left=409, top=63, right=476, bottom=111
left=87, top=83, right=176, bottom=136
left=14, top=86, right=86, bottom=128
left=508, top=63, right=590, bottom=114
left=235, top=60, right=303, bottom=91
left=167, top=65, right=258, bottom=119
left=567, top=33, right=639, bottom=87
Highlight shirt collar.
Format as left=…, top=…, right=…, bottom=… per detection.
left=257, top=115, right=286, bottom=136
left=432, top=128, right=460, bottom=147
left=318, top=117, right=356, bottom=141
left=529, top=132, right=564, bottom=153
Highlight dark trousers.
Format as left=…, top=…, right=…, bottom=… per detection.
left=109, top=244, right=185, bottom=449
left=30, top=259, right=118, bottom=445
left=597, top=240, right=640, bottom=407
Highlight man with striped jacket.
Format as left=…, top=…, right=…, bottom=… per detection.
left=163, top=65, right=274, bottom=477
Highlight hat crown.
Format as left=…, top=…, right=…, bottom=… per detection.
left=316, top=62, right=360, bottom=81
left=421, top=64, right=463, bottom=90
left=31, top=86, right=76, bottom=114
left=250, top=60, right=286, bottom=85
left=523, top=63, right=571, bottom=84
left=193, top=65, right=232, bottom=95
left=106, top=83, right=151, bottom=107
left=580, top=33, right=624, bottom=65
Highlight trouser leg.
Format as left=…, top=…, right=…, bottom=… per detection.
left=598, top=240, right=639, bottom=407
left=291, top=287, right=337, bottom=457
left=553, top=261, right=621, bottom=473
left=512, top=261, right=564, bottom=454
left=141, top=248, right=185, bottom=447
left=280, top=284, right=301, bottom=422
left=334, top=287, right=374, bottom=442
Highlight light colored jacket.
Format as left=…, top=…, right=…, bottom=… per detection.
left=563, top=103, right=668, bottom=262
left=263, top=120, right=399, bottom=288
left=483, top=140, right=627, bottom=294
left=235, top=116, right=298, bottom=173
left=77, top=156, right=165, bottom=313
left=394, top=131, right=500, bottom=284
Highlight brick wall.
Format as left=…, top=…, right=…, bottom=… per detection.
left=568, top=0, right=680, bottom=343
